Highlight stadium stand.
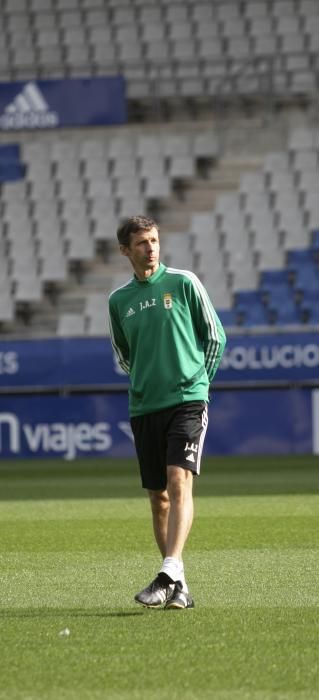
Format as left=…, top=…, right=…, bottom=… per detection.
left=1, top=120, right=319, bottom=334
left=0, top=0, right=317, bottom=100
left=0, top=0, right=318, bottom=338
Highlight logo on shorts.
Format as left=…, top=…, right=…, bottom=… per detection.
left=163, top=293, right=173, bottom=309
left=184, top=442, right=198, bottom=453
left=185, top=443, right=198, bottom=463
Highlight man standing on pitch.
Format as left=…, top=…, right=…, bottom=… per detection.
left=108, top=215, right=226, bottom=609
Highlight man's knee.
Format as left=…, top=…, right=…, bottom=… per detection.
left=148, top=489, right=170, bottom=516
left=167, top=466, right=193, bottom=502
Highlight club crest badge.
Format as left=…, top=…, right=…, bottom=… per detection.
left=163, top=293, right=173, bottom=309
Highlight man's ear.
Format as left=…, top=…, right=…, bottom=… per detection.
left=119, top=245, right=129, bottom=257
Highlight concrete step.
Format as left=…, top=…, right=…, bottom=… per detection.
left=14, top=305, right=57, bottom=336
left=160, top=179, right=215, bottom=232
left=56, top=297, right=86, bottom=314
left=161, top=209, right=191, bottom=233
left=161, top=157, right=263, bottom=234
left=208, top=158, right=262, bottom=191
left=183, top=183, right=216, bottom=211
left=81, top=260, right=128, bottom=291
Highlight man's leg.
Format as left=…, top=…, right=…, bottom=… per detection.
left=159, top=466, right=195, bottom=609
left=150, top=467, right=194, bottom=593
left=148, top=488, right=170, bottom=558
left=134, top=470, right=194, bottom=608
left=165, top=465, right=194, bottom=559
left=147, top=467, right=193, bottom=562
left=134, top=401, right=206, bottom=608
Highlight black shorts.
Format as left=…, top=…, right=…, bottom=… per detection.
left=130, top=400, right=208, bottom=491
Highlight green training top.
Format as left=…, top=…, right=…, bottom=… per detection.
left=108, top=263, right=226, bottom=417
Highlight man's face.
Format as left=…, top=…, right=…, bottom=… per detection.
left=121, top=226, right=160, bottom=276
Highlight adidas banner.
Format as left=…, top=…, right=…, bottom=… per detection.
left=0, top=77, right=127, bottom=130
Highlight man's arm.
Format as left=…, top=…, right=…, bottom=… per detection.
left=108, top=298, right=130, bottom=375
left=187, top=274, right=226, bottom=382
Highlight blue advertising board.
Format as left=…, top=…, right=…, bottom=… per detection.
left=220, top=333, right=319, bottom=382
left=0, top=337, right=123, bottom=389
left=0, top=388, right=313, bottom=459
left=0, top=77, right=127, bottom=130
left=0, top=333, right=318, bottom=390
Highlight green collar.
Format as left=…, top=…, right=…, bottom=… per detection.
left=133, top=262, right=166, bottom=286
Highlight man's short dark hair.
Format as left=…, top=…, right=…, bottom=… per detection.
left=117, top=215, right=159, bottom=248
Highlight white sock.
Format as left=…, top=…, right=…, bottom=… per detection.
left=160, top=557, right=189, bottom=593
left=160, top=556, right=182, bottom=583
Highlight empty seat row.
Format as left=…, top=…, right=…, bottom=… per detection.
left=0, top=0, right=318, bottom=98
left=22, top=132, right=220, bottom=162
left=1, top=61, right=316, bottom=105
left=3, top=13, right=319, bottom=40
left=3, top=0, right=319, bottom=21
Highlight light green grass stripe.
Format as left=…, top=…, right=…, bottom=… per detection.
left=1, top=494, right=319, bottom=521
left=0, top=550, right=318, bottom=609
left=195, top=494, right=319, bottom=517
left=0, top=514, right=317, bottom=552
left=0, top=692, right=316, bottom=700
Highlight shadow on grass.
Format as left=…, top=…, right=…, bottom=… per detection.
left=0, top=608, right=146, bottom=619
left=0, top=456, right=318, bottom=500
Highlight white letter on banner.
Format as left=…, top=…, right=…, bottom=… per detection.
left=50, top=424, right=68, bottom=452
left=74, top=423, right=91, bottom=452
left=260, top=346, right=278, bottom=369
left=5, top=352, right=19, bottom=374
left=278, top=345, right=295, bottom=368
left=230, top=347, right=247, bottom=370
left=93, top=423, right=112, bottom=451
left=0, top=413, right=20, bottom=453
left=23, top=424, right=47, bottom=452
left=247, top=348, right=262, bottom=369
left=65, top=425, right=77, bottom=461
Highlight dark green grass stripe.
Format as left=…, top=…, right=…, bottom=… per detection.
left=0, top=455, right=318, bottom=500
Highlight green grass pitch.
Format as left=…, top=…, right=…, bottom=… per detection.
left=0, top=455, right=319, bottom=700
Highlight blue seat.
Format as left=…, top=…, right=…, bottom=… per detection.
left=311, top=229, right=319, bottom=251
left=304, top=306, right=319, bottom=323
left=294, top=265, right=319, bottom=294
left=0, top=143, right=20, bottom=162
left=0, top=162, right=26, bottom=181
left=0, top=142, right=25, bottom=182
left=299, top=289, right=319, bottom=323
left=216, top=308, right=238, bottom=327
left=234, top=290, right=269, bottom=326
left=287, top=248, right=319, bottom=292
left=260, top=269, right=294, bottom=304
left=259, top=269, right=301, bottom=324
left=268, top=298, right=302, bottom=325
left=287, top=248, right=316, bottom=268
left=260, top=268, right=291, bottom=292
